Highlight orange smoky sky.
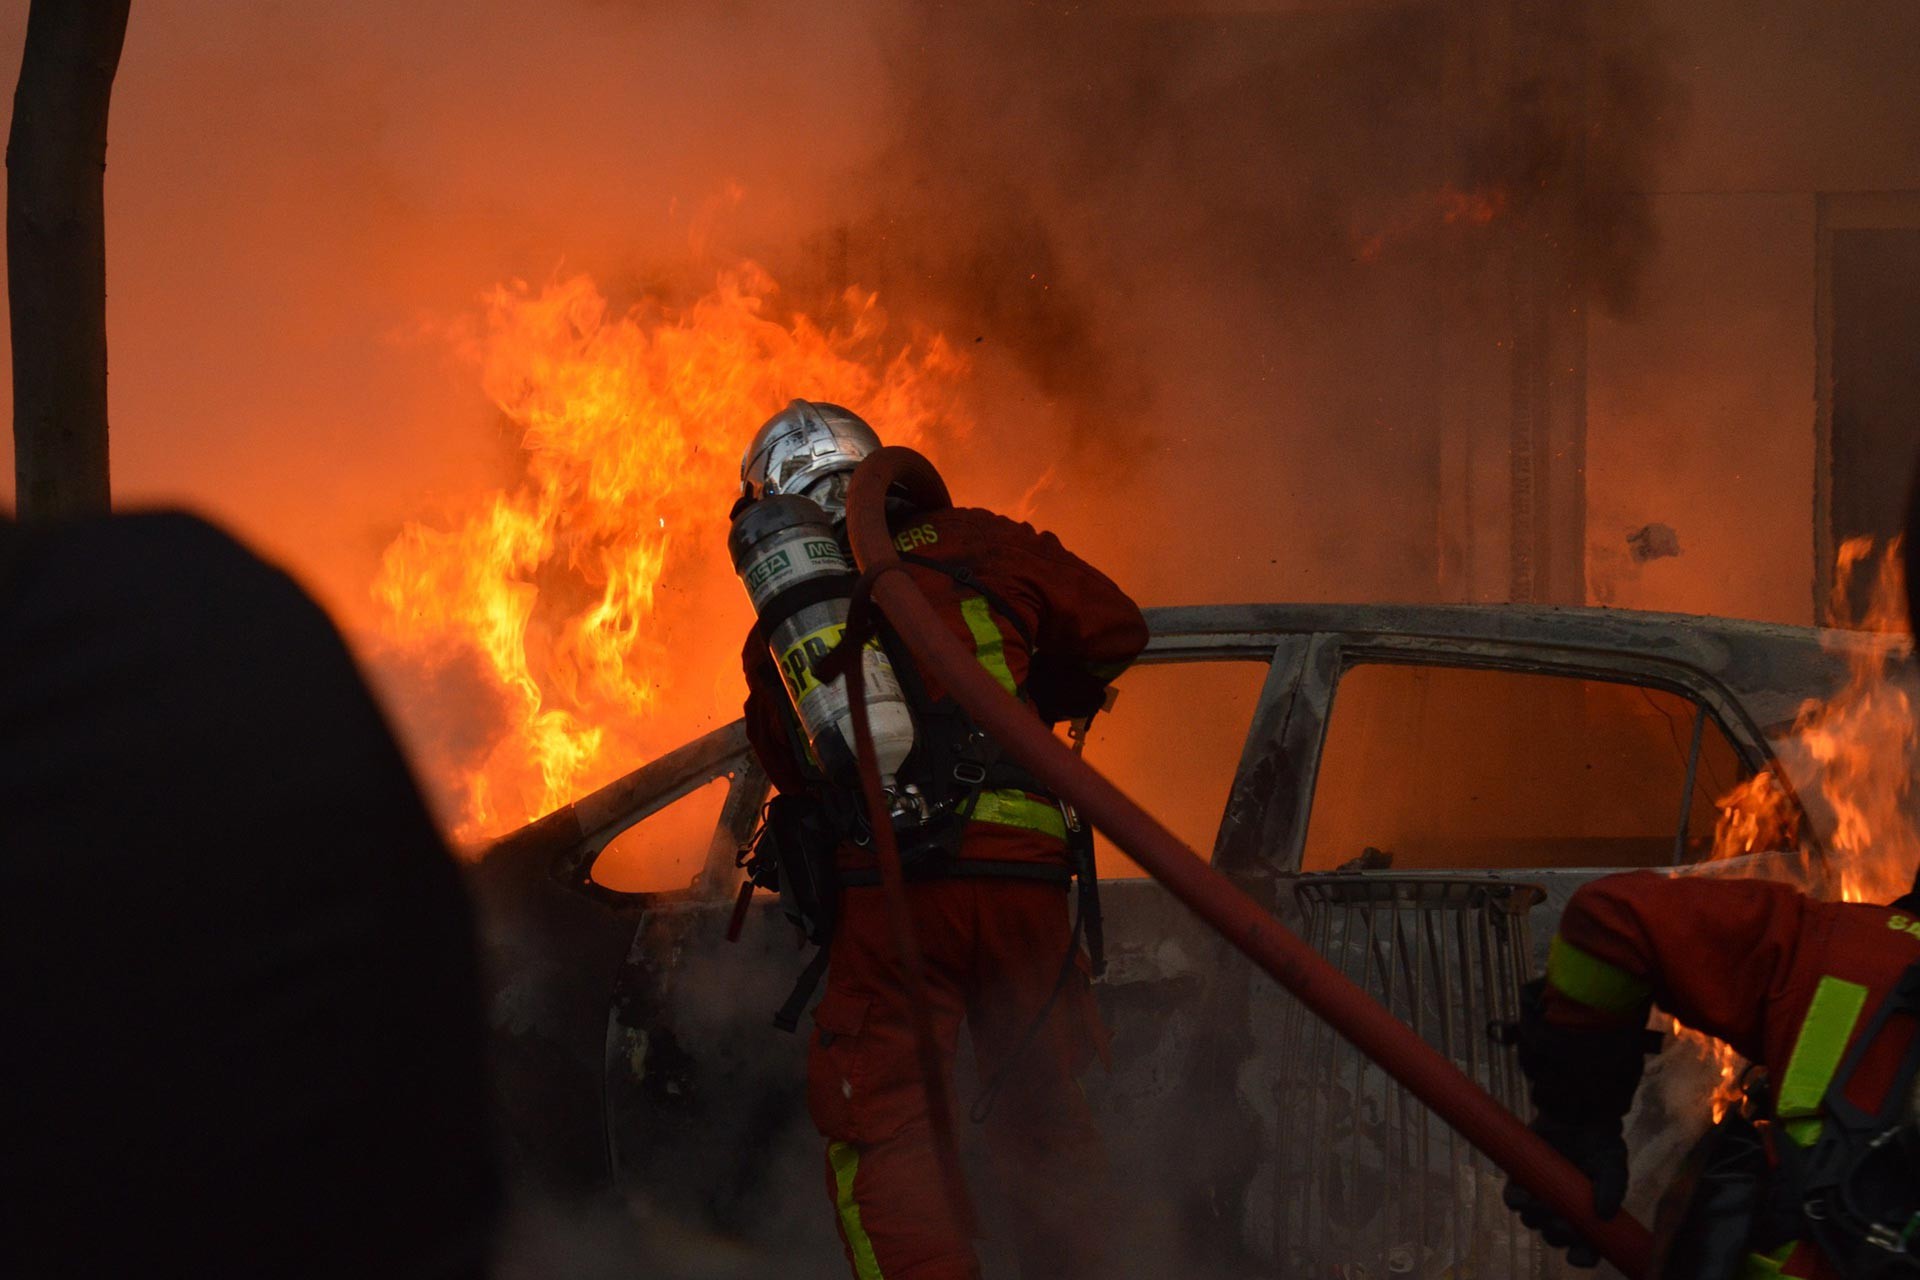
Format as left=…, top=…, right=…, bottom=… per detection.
left=0, top=1, right=1692, bottom=839
left=0, top=0, right=896, bottom=625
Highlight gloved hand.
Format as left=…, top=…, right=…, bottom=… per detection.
left=1498, top=976, right=1654, bottom=1269
left=1502, top=1114, right=1629, bottom=1268
left=1509, top=978, right=1656, bottom=1119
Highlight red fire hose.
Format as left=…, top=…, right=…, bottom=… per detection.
left=831, top=446, right=1655, bottom=1279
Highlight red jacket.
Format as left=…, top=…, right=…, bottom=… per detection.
left=1544, top=871, right=1920, bottom=1278
left=742, top=505, right=1147, bottom=869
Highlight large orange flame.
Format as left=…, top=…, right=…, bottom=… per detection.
left=1703, top=537, right=1914, bottom=894
left=373, top=264, right=970, bottom=843
left=1794, top=536, right=1918, bottom=903
left=1674, top=535, right=1915, bottom=1118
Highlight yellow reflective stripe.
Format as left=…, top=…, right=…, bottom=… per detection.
left=950, top=595, right=1059, bottom=840
left=1736, top=1240, right=1798, bottom=1279
left=828, top=1141, right=885, bottom=1280
left=1778, top=976, right=1870, bottom=1124
left=969, top=788, right=1068, bottom=840
left=1546, top=936, right=1652, bottom=1015
left=958, top=595, right=1018, bottom=696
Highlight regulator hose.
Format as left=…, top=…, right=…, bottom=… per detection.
left=828, top=445, right=1655, bottom=1280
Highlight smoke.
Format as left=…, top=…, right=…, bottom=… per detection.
left=492, top=1194, right=769, bottom=1280
left=762, top=0, right=1688, bottom=607
left=0, top=4, right=1685, bottom=1263
left=0, top=0, right=1689, bottom=735
left=1464, top=0, right=1687, bottom=318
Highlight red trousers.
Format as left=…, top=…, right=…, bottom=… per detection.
left=806, top=879, right=1111, bottom=1280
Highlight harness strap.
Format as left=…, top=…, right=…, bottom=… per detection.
left=760, top=570, right=861, bottom=623
left=1767, top=960, right=1920, bottom=1272
left=898, top=551, right=1036, bottom=654
left=1071, top=820, right=1106, bottom=977
left=1809, top=960, right=1920, bottom=1148
left=773, top=947, right=834, bottom=1033
left=1804, top=959, right=1912, bottom=1151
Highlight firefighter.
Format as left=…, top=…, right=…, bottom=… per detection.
left=1504, top=865, right=1920, bottom=1277
left=734, top=400, right=1148, bottom=1280
left=1506, top=487, right=1920, bottom=1278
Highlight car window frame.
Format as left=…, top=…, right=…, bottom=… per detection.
left=1283, top=634, right=1797, bottom=876
left=537, top=610, right=1830, bottom=906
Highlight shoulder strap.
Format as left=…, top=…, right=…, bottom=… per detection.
left=898, top=551, right=1036, bottom=655
left=1815, top=959, right=1920, bottom=1143
left=1789, top=958, right=1920, bottom=1195
left=1788, top=959, right=1920, bottom=1275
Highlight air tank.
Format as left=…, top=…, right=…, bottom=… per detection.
left=728, top=495, right=917, bottom=789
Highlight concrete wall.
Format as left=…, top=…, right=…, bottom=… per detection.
left=1585, top=194, right=1817, bottom=622
left=1583, top=0, right=1920, bottom=624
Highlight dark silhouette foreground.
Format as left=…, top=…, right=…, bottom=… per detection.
left=0, top=512, right=496, bottom=1277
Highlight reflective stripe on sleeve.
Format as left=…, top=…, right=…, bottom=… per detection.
left=969, top=788, right=1068, bottom=841
left=1776, top=976, right=1870, bottom=1145
left=958, top=595, right=1019, bottom=696
left=1545, top=935, right=1653, bottom=1016
left=828, top=1141, right=886, bottom=1280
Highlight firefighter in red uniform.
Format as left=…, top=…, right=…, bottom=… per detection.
left=1507, top=487, right=1920, bottom=1280
left=1506, top=868, right=1920, bottom=1278
left=734, top=400, right=1148, bottom=1280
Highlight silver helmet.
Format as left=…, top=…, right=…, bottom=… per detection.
left=740, top=399, right=882, bottom=519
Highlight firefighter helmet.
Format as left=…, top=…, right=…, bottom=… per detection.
left=740, top=399, right=881, bottom=519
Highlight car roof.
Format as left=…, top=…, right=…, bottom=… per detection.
left=1140, top=601, right=1908, bottom=741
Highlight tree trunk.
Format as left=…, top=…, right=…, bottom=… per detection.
left=7, top=0, right=131, bottom=521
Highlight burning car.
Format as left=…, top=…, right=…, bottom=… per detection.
left=474, top=599, right=1911, bottom=1277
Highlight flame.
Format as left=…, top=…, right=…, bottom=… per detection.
left=1796, top=535, right=1918, bottom=902
left=374, top=264, right=970, bottom=843
left=1704, top=536, right=1915, bottom=895
left=1672, top=535, right=1917, bottom=1118
left=1708, top=769, right=1801, bottom=864
left=1011, top=464, right=1059, bottom=526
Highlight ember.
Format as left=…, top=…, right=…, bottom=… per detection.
left=1352, top=182, right=1511, bottom=263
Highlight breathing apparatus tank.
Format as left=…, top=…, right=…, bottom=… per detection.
left=729, top=494, right=916, bottom=791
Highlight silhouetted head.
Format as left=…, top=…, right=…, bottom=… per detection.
left=0, top=513, right=496, bottom=1278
